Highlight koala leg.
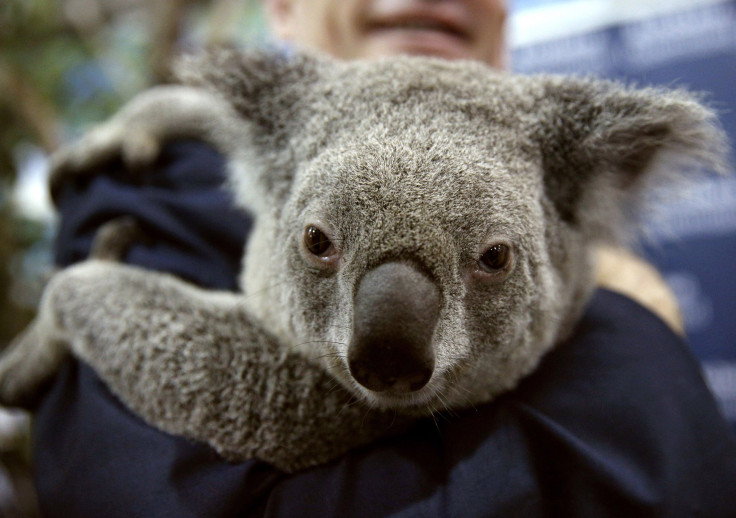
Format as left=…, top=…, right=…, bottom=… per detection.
left=26, top=261, right=407, bottom=472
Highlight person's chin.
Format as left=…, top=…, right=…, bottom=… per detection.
left=362, top=30, right=478, bottom=61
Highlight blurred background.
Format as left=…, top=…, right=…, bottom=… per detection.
left=0, top=0, right=734, bottom=515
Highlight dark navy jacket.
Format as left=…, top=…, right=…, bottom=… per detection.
left=35, top=140, right=736, bottom=517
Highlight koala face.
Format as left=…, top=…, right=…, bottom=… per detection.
left=181, top=49, right=725, bottom=412
left=272, top=134, right=566, bottom=411
left=289, top=152, right=559, bottom=409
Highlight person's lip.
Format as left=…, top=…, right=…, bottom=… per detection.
left=368, top=16, right=470, bottom=41
left=364, top=2, right=474, bottom=43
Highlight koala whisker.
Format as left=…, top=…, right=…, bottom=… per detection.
left=314, top=350, right=343, bottom=357
left=323, top=359, right=361, bottom=405
left=388, top=409, right=399, bottom=429
left=434, top=390, right=457, bottom=418
left=326, top=380, right=347, bottom=396
left=293, top=340, right=347, bottom=348
left=427, top=405, right=443, bottom=434
left=361, top=407, right=374, bottom=430
left=241, top=279, right=290, bottom=301
left=450, top=382, right=475, bottom=399
left=315, top=352, right=345, bottom=362
left=337, top=396, right=365, bottom=418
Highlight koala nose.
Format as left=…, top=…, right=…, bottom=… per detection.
left=348, top=262, right=440, bottom=393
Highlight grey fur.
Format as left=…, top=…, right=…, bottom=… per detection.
left=0, top=49, right=727, bottom=472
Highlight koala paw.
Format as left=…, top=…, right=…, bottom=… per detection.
left=49, top=85, right=231, bottom=197
left=49, top=122, right=159, bottom=196
left=0, top=318, right=69, bottom=408
left=0, top=265, right=88, bottom=408
left=89, top=216, right=147, bottom=262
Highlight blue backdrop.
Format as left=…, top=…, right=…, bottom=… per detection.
left=511, top=0, right=736, bottom=429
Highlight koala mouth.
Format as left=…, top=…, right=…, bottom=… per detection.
left=356, top=379, right=448, bottom=412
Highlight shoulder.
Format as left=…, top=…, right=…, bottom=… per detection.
left=492, top=288, right=736, bottom=515
left=53, top=139, right=250, bottom=290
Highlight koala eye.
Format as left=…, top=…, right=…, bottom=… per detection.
left=304, top=225, right=334, bottom=257
left=478, top=244, right=512, bottom=273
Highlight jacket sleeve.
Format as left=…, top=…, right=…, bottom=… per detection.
left=52, top=139, right=249, bottom=290
left=34, top=140, right=736, bottom=518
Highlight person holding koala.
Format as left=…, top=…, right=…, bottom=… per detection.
left=21, top=0, right=736, bottom=516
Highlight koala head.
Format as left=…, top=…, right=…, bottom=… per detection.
left=177, top=49, right=726, bottom=412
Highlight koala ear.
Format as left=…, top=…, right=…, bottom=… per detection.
left=175, top=47, right=324, bottom=136
left=534, top=77, right=729, bottom=234
left=173, top=48, right=327, bottom=212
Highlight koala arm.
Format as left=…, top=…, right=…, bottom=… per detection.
left=2, top=260, right=404, bottom=472
left=593, top=245, right=684, bottom=335
left=49, top=85, right=231, bottom=197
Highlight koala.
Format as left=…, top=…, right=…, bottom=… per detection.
left=0, top=49, right=727, bottom=472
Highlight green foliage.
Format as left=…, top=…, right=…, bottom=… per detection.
left=0, top=0, right=268, bottom=349
left=0, top=204, right=42, bottom=348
